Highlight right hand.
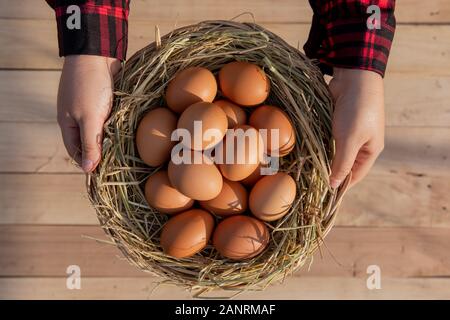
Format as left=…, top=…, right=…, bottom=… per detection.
left=57, top=55, right=121, bottom=172
left=328, top=68, right=385, bottom=189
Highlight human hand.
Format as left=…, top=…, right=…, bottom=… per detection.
left=328, top=68, right=385, bottom=189
left=57, top=55, right=121, bottom=173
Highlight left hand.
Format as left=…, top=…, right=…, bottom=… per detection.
left=328, top=67, right=385, bottom=189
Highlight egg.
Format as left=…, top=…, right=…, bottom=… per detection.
left=166, top=67, right=217, bottom=113
left=249, top=172, right=296, bottom=222
left=249, top=105, right=296, bottom=157
left=218, top=61, right=270, bottom=106
left=136, top=108, right=177, bottom=167
left=144, top=170, right=194, bottom=214
left=213, top=215, right=269, bottom=260
left=177, top=102, right=228, bottom=150
left=199, top=179, right=248, bottom=216
left=213, top=99, right=247, bottom=128
left=161, top=209, right=215, bottom=258
left=216, top=125, right=263, bottom=181
left=168, top=150, right=223, bottom=200
left=240, top=164, right=263, bottom=187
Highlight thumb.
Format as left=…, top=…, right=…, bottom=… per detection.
left=330, top=139, right=360, bottom=189
left=79, top=118, right=103, bottom=173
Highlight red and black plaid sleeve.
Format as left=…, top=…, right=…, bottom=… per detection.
left=46, top=0, right=130, bottom=60
left=304, top=0, right=396, bottom=77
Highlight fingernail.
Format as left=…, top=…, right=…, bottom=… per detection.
left=82, top=159, right=94, bottom=173
left=330, top=178, right=341, bottom=189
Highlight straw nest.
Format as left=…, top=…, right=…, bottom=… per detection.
left=87, top=19, right=350, bottom=298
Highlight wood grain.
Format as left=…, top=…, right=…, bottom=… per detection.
left=0, top=0, right=311, bottom=22
left=1, top=122, right=448, bottom=175
left=0, top=122, right=77, bottom=173
left=1, top=0, right=449, bottom=302
left=1, top=20, right=450, bottom=74
left=1, top=172, right=448, bottom=227
left=0, top=174, right=97, bottom=225
left=1, top=0, right=449, bottom=23
left=384, top=74, right=450, bottom=127
left=1, top=225, right=449, bottom=278
left=396, top=0, right=450, bottom=23
left=374, top=127, right=450, bottom=177
left=336, top=172, right=450, bottom=228
left=1, top=276, right=449, bottom=299
left=0, top=71, right=59, bottom=123
left=2, top=70, right=450, bottom=127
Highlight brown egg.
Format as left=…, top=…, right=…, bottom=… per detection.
left=161, top=209, right=215, bottom=258
left=241, top=164, right=263, bottom=187
left=216, top=125, right=263, bottom=181
left=168, top=150, right=223, bottom=201
left=144, top=170, right=194, bottom=214
left=249, top=172, right=296, bottom=222
left=177, top=102, right=228, bottom=150
left=166, top=67, right=217, bottom=113
left=249, top=105, right=296, bottom=157
left=136, top=108, right=177, bottom=167
left=241, top=160, right=282, bottom=187
left=213, top=99, right=247, bottom=128
left=199, top=179, right=248, bottom=216
left=218, top=61, right=270, bottom=106
left=213, top=215, right=269, bottom=260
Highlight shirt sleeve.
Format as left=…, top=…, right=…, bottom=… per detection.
left=304, top=0, right=396, bottom=77
left=45, top=0, right=130, bottom=60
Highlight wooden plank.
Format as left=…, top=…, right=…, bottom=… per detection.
left=1, top=122, right=448, bottom=175
left=1, top=172, right=448, bottom=228
left=374, top=127, right=450, bottom=177
left=0, top=0, right=312, bottom=23
left=0, top=174, right=97, bottom=225
left=384, top=73, right=450, bottom=127
left=2, top=70, right=450, bottom=127
left=1, top=19, right=450, bottom=74
left=396, top=0, right=450, bottom=23
left=0, top=225, right=144, bottom=278
left=387, top=24, right=450, bottom=75
left=1, top=276, right=449, bottom=299
left=337, top=172, right=450, bottom=228
left=0, top=71, right=58, bottom=122
left=0, top=122, right=78, bottom=173
left=1, top=225, right=449, bottom=278
left=0, top=18, right=63, bottom=69
left=1, top=0, right=450, bottom=24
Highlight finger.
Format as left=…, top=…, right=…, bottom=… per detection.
left=79, top=118, right=103, bottom=173
left=59, top=123, right=82, bottom=166
left=348, top=141, right=384, bottom=188
left=330, top=139, right=361, bottom=189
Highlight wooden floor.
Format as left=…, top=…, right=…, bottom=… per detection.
left=0, top=0, right=449, bottom=299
